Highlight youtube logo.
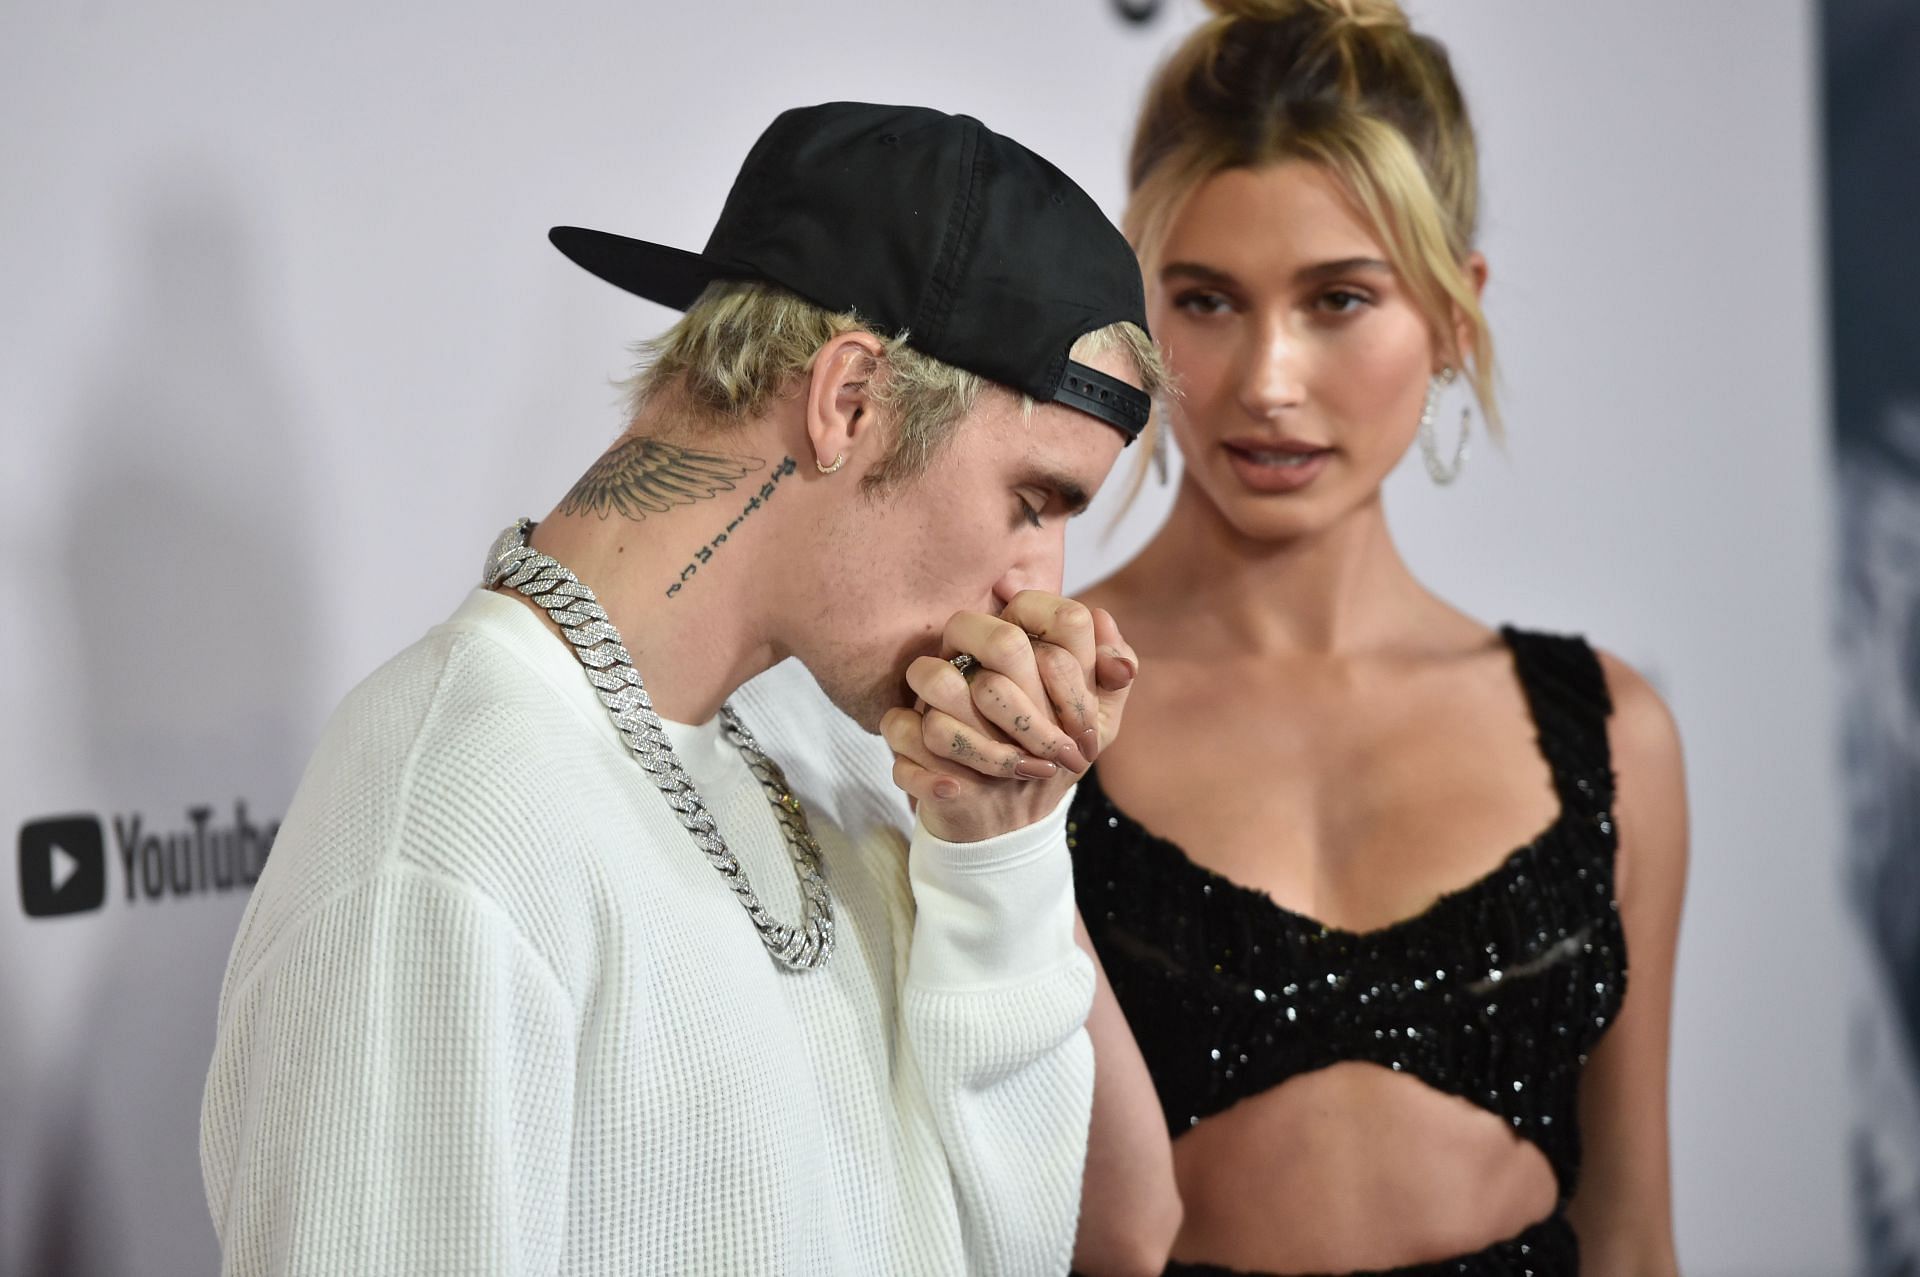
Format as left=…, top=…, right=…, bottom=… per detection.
left=19, top=815, right=107, bottom=918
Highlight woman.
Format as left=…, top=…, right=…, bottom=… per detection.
left=1070, top=1, right=1687, bottom=1273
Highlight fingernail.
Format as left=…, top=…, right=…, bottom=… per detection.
left=934, top=778, right=961, bottom=800
left=1078, top=728, right=1101, bottom=764
left=1095, top=651, right=1137, bottom=691
left=1057, top=739, right=1090, bottom=774
left=1015, top=758, right=1058, bottom=780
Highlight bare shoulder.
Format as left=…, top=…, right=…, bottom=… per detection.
left=1592, top=648, right=1689, bottom=907
left=1592, top=649, right=1684, bottom=783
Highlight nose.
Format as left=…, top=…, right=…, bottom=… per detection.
left=991, top=537, right=1065, bottom=609
left=1237, top=313, right=1304, bottom=422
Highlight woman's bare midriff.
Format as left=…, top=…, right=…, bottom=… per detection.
left=1168, top=1061, right=1560, bottom=1274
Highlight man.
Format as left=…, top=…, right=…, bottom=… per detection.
left=199, top=101, right=1166, bottom=1275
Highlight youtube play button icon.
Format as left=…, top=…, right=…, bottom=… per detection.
left=19, top=815, right=106, bottom=918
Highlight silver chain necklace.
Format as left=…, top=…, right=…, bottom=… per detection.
left=483, top=519, right=833, bottom=970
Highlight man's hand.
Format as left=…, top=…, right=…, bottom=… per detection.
left=881, top=592, right=1138, bottom=844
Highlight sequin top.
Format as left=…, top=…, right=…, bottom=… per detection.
left=1069, top=627, right=1626, bottom=1205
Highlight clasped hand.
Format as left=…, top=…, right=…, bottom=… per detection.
left=881, top=591, right=1138, bottom=843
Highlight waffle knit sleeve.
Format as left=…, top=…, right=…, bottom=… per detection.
left=900, top=791, right=1097, bottom=1277
left=199, top=864, right=578, bottom=1277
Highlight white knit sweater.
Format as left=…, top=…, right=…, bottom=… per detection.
left=200, top=589, right=1095, bottom=1276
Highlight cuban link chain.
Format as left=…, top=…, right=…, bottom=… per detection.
left=483, top=519, right=833, bottom=970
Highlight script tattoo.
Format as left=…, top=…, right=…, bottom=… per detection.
left=665, top=455, right=800, bottom=599
left=560, top=436, right=765, bottom=522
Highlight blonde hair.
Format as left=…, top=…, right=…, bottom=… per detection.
left=627, top=279, right=1166, bottom=492
left=1126, top=0, right=1499, bottom=436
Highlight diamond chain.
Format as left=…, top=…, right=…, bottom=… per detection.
left=483, top=520, right=833, bottom=970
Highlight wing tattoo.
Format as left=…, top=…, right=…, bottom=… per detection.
left=559, top=436, right=766, bottom=522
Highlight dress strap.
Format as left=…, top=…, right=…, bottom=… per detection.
left=1499, top=626, right=1616, bottom=814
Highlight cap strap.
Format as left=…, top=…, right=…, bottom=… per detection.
left=1054, top=361, right=1151, bottom=444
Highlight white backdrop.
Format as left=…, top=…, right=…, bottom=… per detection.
left=1, top=2, right=1848, bottom=1273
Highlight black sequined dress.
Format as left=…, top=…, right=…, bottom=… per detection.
left=1069, top=628, right=1625, bottom=1277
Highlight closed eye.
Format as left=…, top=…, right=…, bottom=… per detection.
left=1010, top=471, right=1091, bottom=526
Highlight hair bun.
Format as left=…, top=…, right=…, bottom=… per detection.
left=1202, top=0, right=1409, bottom=32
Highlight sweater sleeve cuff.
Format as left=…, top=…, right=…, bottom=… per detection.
left=905, top=788, right=1080, bottom=991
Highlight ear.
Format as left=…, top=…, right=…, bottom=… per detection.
left=1445, top=251, right=1490, bottom=373
left=804, top=330, right=888, bottom=475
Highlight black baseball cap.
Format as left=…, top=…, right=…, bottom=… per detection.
left=549, top=101, right=1151, bottom=442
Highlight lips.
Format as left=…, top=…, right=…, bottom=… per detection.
left=1221, top=439, right=1334, bottom=493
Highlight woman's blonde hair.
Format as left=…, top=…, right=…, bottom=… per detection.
left=1127, top=0, right=1498, bottom=435
left=627, top=279, right=1166, bottom=493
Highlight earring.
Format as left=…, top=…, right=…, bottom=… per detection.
left=1418, top=368, right=1470, bottom=486
left=815, top=452, right=847, bottom=474
left=1150, top=412, right=1170, bottom=486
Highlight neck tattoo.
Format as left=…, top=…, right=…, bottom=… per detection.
left=667, top=455, right=797, bottom=598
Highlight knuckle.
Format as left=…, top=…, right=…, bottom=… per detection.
left=944, top=610, right=988, bottom=645
left=924, top=715, right=966, bottom=758
left=879, top=707, right=913, bottom=743
left=1036, top=643, right=1079, bottom=679
left=1052, top=599, right=1094, bottom=637
left=934, top=670, right=970, bottom=705
left=1038, top=656, right=1086, bottom=706
left=908, top=661, right=967, bottom=708
left=1011, top=588, right=1049, bottom=612
left=985, top=626, right=1030, bottom=670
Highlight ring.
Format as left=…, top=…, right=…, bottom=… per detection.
left=949, top=653, right=980, bottom=680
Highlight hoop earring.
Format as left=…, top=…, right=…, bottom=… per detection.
left=815, top=452, right=847, bottom=475
left=1418, top=368, right=1470, bottom=486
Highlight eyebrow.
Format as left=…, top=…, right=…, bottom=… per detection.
left=1161, top=257, right=1394, bottom=288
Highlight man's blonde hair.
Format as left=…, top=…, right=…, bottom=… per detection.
left=626, top=280, right=1168, bottom=491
